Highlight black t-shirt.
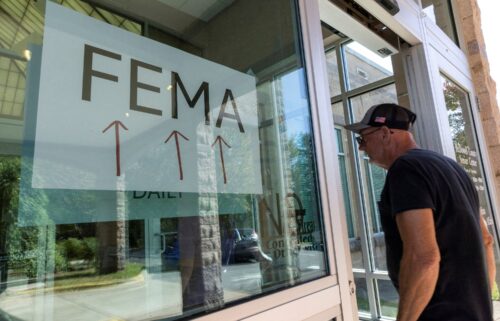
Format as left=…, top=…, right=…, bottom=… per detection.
left=379, top=148, right=492, bottom=321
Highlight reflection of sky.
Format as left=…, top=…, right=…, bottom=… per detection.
left=281, top=69, right=311, bottom=139
left=279, top=44, right=393, bottom=141
left=347, top=42, right=393, bottom=74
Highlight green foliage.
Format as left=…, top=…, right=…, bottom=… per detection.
left=55, top=237, right=97, bottom=272
left=60, top=238, right=94, bottom=260
left=443, top=80, right=462, bottom=112
left=443, top=79, right=467, bottom=148
left=52, top=263, right=144, bottom=291
left=286, top=132, right=319, bottom=221
left=82, top=237, right=97, bottom=260
left=0, top=157, right=21, bottom=223
left=54, top=247, right=69, bottom=272
left=0, top=157, right=40, bottom=278
left=492, top=281, right=500, bottom=301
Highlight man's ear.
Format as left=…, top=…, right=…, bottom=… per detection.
left=381, top=126, right=392, bottom=142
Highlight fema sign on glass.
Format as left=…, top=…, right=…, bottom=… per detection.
left=32, top=3, right=262, bottom=194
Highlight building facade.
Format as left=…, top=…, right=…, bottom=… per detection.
left=0, top=0, right=498, bottom=320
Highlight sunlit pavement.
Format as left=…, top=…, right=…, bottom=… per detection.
left=3, top=266, right=491, bottom=321
left=0, top=263, right=266, bottom=321
left=494, top=301, right=500, bottom=321
left=0, top=271, right=182, bottom=321
left=0, top=251, right=326, bottom=321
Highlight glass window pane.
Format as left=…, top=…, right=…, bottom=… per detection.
left=350, top=84, right=397, bottom=122
left=364, top=161, right=387, bottom=271
left=0, top=57, right=26, bottom=119
left=332, top=101, right=344, bottom=126
left=377, top=279, right=399, bottom=318
left=58, top=0, right=143, bottom=34
left=442, top=76, right=492, bottom=229
left=350, top=85, right=397, bottom=272
left=441, top=75, right=500, bottom=305
left=354, top=276, right=370, bottom=314
left=422, top=0, right=458, bottom=45
left=332, top=102, right=365, bottom=270
left=344, top=42, right=393, bottom=91
left=336, top=129, right=364, bottom=269
left=0, top=1, right=329, bottom=320
left=325, top=49, right=342, bottom=97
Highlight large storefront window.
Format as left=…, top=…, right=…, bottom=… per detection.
left=441, top=75, right=500, bottom=305
left=0, top=0, right=329, bottom=320
left=326, top=39, right=398, bottom=319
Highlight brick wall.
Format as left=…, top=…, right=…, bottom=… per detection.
left=455, top=0, right=500, bottom=203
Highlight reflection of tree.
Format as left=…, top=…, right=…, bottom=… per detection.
left=443, top=79, right=467, bottom=147
left=0, top=155, right=128, bottom=283
left=0, top=157, right=49, bottom=282
left=287, top=133, right=314, bottom=198
left=0, top=157, right=21, bottom=287
left=442, top=78, right=479, bottom=181
left=286, top=132, right=318, bottom=236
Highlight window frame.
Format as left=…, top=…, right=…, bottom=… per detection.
left=199, top=0, right=352, bottom=319
left=415, top=32, right=500, bottom=301
left=326, top=36, right=398, bottom=319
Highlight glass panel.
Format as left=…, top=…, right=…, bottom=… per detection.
left=332, top=101, right=344, bottom=123
left=325, top=31, right=400, bottom=319
left=441, top=75, right=500, bottom=306
left=332, top=102, right=364, bottom=269
left=343, top=42, right=394, bottom=91
left=325, top=49, right=341, bottom=97
left=364, top=161, right=387, bottom=271
left=59, top=0, right=142, bottom=34
left=0, top=1, right=329, bottom=320
left=350, top=85, right=397, bottom=272
left=0, top=57, right=26, bottom=119
left=377, top=279, right=399, bottom=318
left=354, top=276, right=370, bottom=314
left=349, top=85, right=397, bottom=122
left=421, top=0, right=458, bottom=45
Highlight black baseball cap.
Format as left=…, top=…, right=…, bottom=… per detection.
left=344, top=103, right=416, bottom=134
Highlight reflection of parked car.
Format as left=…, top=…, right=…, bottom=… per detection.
left=162, top=228, right=272, bottom=269
left=232, top=228, right=272, bottom=264
left=162, top=233, right=180, bottom=271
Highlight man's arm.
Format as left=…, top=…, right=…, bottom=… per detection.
left=480, top=217, right=496, bottom=291
left=395, top=208, right=441, bottom=321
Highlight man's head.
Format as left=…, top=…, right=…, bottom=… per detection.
left=344, top=103, right=416, bottom=134
left=344, top=103, right=417, bottom=168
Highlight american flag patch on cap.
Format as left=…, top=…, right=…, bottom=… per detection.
left=374, top=116, right=386, bottom=123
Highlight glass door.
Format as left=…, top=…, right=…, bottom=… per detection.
left=440, top=75, right=500, bottom=313
left=324, top=36, right=400, bottom=319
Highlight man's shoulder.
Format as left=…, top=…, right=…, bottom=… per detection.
left=395, top=148, right=451, bottom=165
left=389, top=149, right=454, bottom=175
left=401, top=148, right=440, bottom=159
left=391, top=149, right=468, bottom=180
left=389, top=149, right=427, bottom=168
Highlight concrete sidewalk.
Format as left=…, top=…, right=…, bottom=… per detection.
left=0, top=263, right=263, bottom=321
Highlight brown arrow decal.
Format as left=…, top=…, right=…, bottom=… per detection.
left=102, top=120, right=128, bottom=176
left=211, top=135, right=231, bottom=184
left=165, top=130, right=190, bottom=180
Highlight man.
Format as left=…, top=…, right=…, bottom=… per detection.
left=344, top=103, right=495, bottom=321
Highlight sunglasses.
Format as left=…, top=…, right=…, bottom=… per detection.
left=355, top=127, right=382, bottom=145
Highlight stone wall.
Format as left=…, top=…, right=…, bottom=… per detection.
left=455, top=0, right=500, bottom=206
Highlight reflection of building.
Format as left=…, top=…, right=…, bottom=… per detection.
left=0, top=0, right=499, bottom=320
